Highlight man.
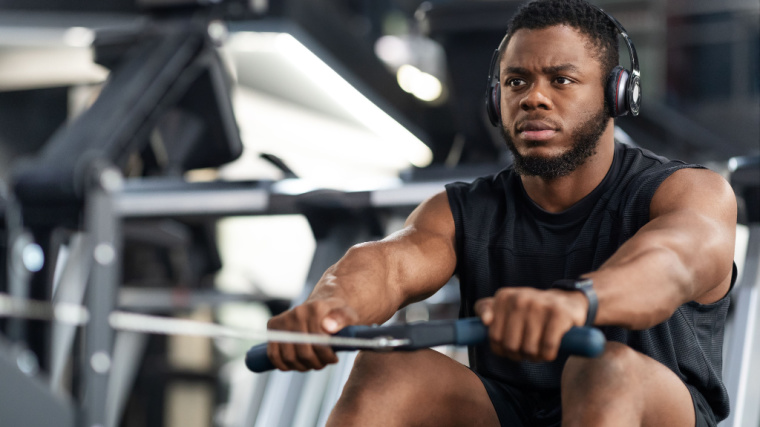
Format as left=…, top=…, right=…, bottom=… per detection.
left=265, top=1, right=737, bottom=425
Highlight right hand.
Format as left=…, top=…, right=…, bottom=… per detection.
left=266, top=297, right=359, bottom=371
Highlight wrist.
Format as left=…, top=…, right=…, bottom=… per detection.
left=551, top=278, right=598, bottom=326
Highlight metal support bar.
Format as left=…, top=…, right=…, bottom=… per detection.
left=79, top=166, right=123, bottom=427
left=721, top=224, right=760, bottom=427
left=50, top=233, right=91, bottom=392
left=105, top=331, right=149, bottom=427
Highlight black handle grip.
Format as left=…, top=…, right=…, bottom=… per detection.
left=245, top=317, right=606, bottom=373
left=245, top=344, right=276, bottom=373
left=452, top=317, right=606, bottom=358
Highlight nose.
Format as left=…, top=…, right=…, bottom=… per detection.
left=519, top=82, right=553, bottom=111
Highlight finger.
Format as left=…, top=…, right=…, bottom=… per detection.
left=540, top=317, right=569, bottom=361
left=521, top=316, right=545, bottom=361
left=475, top=298, right=495, bottom=325
left=322, top=304, right=359, bottom=333
left=312, top=316, right=343, bottom=369
left=486, top=296, right=503, bottom=351
left=493, top=292, right=525, bottom=361
left=267, top=342, right=290, bottom=372
left=487, top=294, right=514, bottom=357
left=313, top=344, right=339, bottom=367
left=500, top=312, right=524, bottom=361
left=292, top=305, right=339, bottom=369
left=279, top=343, right=309, bottom=372
left=294, top=343, right=327, bottom=370
left=266, top=314, right=291, bottom=371
left=288, top=304, right=324, bottom=369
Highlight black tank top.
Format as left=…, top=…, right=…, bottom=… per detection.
left=445, top=143, right=730, bottom=421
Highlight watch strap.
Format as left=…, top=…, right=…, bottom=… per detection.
left=551, top=278, right=598, bottom=327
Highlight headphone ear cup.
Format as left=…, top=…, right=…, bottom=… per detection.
left=486, top=82, right=501, bottom=126
left=485, top=48, right=503, bottom=127
left=605, top=65, right=630, bottom=117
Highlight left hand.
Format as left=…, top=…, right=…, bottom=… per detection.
left=474, top=287, right=588, bottom=362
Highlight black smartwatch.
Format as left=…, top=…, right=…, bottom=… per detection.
left=551, top=278, right=598, bottom=327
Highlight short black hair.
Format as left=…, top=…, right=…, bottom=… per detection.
left=498, top=0, right=620, bottom=85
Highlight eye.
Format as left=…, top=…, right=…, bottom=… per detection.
left=555, top=76, right=573, bottom=85
left=506, top=78, right=526, bottom=87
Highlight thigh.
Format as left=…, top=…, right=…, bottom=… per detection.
left=328, top=349, right=501, bottom=427
left=634, top=350, right=697, bottom=427
left=562, top=342, right=697, bottom=427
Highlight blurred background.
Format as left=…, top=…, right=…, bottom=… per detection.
left=0, top=0, right=757, bottom=426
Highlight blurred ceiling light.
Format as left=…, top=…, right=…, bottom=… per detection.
left=396, top=64, right=442, bottom=102
left=63, top=27, right=95, bottom=47
left=229, top=31, right=432, bottom=168
left=373, top=33, right=447, bottom=103
left=374, top=35, right=411, bottom=68
left=229, top=87, right=408, bottom=191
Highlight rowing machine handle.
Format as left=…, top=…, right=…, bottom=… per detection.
left=245, top=317, right=606, bottom=373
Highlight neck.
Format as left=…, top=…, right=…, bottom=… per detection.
left=520, top=125, right=616, bottom=213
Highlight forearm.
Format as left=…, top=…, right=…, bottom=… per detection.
left=300, top=191, right=455, bottom=327
left=307, top=242, right=406, bottom=325
left=307, top=228, right=455, bottom=325
left=587, top=215, right=734, bottom=329
left=587, top=246, right=688, bottom=329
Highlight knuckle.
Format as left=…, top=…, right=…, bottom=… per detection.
left=513, top=294, right=534, bottom=311
left=295, top=346, right=316, bottom=363
left=267, top=315, right=283, bottom=329
left=292, top=305, right=307, bottom=320
left=282, top=354, right=295, bottom=366
left=541, top=342, right=558, bottom=360
left=281, top=349, right=297, bottom=365
left=314, top=346, right=337, bottom=364
left=501, top=337, right=519, bottom=354
left=495, top=288, right=513, bottom=303
left=545, top=304, right=561, bottom=317
left=490, top=341, right=505, bottom=356
left=523, top=341, right=539, bottom=357
left=488, top=329, right=502, bottom=345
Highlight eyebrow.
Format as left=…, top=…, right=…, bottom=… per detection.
left=504, top=63, right=581, bottom=75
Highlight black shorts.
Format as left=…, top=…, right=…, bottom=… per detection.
left=475, top=372, right=716, bottom=427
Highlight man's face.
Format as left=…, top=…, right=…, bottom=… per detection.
left=498, top=25, right=611, bottom=179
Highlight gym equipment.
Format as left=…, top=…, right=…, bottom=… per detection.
left=720, top=155, right=760, bottom=427
left=245, top=317, right=606, bottom=373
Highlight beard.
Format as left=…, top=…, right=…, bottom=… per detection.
left=501, top=107, right=609, bottom=179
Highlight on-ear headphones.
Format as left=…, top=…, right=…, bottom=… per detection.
left=485, top=4, right=641, bottom=127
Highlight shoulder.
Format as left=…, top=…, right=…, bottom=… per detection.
left=405, top=190, right=455, bottom=233
left=652, top=168, right=736, bottom=218
left=613, top=144, right=705, bottom=203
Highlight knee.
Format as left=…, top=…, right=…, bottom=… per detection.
left=561, top=343, right=651, bottom=426
left=337, top=351, right=416, bottom=404
left=562, top=341, right=639, bottom=393
left=350, top=350, right=410, bottom=386
left=329, top=351, right=431, bottom=426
